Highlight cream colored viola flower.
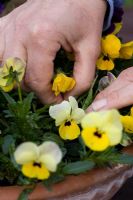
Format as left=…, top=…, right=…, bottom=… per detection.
left=14, top=141, right=62, bottom=180
left=120, top=41, right=133, bottom=59
left=0, top=57, right=26, bottom=92
left=49, top=96, right=85, bottom=140
left=102, top=34, right=121, bottom=59
left=52, top=73, right=76, bottom=96
left=81, top=110, right=123, bottom=151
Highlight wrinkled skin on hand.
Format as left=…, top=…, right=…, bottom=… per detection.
left=0, top=0, right=106, bottom=104
left=88, top=67, right=133, bottom=111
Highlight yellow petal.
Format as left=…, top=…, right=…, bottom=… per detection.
left=102, top=34, right=121, bottom=58
left=52, top=73, right=75, bottom=96
left=22, top=162, right=37, bottom=178
left=14, top=142, right=39, bottom=164
left=81, top=127, right=110, bottom=151
left=35, top=164, right=50, bottom=180
left=22, top=162, right=50, bottom=180
left=120, top=46, right=133, bottom=59
left=0, top=82, right=14, bottom=92
left=96, top=55, right=114, bottom=70
left=121, top=115, right=133, bottom=133
left=113, top=23, right=122, bottom=35
left=59, top=120, right=80, bottom=140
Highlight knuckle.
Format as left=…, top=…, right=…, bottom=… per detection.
left=30, top=22, right=53, bottom=40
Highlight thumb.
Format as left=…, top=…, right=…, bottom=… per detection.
left=64, top=39, right=100, bottom=98
left=87, top=68, right=133, bottom=111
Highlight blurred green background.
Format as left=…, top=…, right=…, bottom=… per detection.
left=125, top=0, right=133, bottom=6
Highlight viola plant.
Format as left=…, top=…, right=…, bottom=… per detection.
left=0, top=18, right=133, bottom=200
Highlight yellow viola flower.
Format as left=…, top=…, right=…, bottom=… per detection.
left=52, top=73, right=76, bottom=96
left=102, top=34, right=121, bottom=58
left=121, top=107, right=133, bottom=134
left=0, top=57, right=25, bottom=92
left=96, top=55, right=114, bottom=70
left=82, top=127, right=110, bottom=151
left=49, top=96, right=85, bottom=140
left=14, top=141, right=62, bottom=180
left=121, top=116, right=133, bottom=134
left=120, top=41, right=133, bottom=59
left=81, top=110, right=122, bottom=151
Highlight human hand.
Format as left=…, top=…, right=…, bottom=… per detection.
left=0, top=0, right=106, bottom=103
left=87, top=67, right=133, bottom=111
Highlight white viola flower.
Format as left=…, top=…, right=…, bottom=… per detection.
left=14, top=141, right=62, bottom=180
left=49, top=96, right=85, bottom=140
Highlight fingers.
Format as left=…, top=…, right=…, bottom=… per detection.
left=2, top=27, right=63, bottom=104
left=87, top=67, right=133, bottom=111
left=65, top=39, right=100, bottom=98
left=24, top=41, right=63, bottom=104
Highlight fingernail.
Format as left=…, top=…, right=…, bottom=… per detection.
left=90, top=99, right=107, bottom=111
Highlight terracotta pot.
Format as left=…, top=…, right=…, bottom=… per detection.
left=0, top=146, right=133, bottom=200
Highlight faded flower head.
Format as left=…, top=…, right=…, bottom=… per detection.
left=0, top=57, right=26, bottom=92
left=98, top=72, right=116, bottom=92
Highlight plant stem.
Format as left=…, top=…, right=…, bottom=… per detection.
left=17, top=83, right=22, bottom=102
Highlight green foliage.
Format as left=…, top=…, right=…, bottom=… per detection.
left=62, top=160, right=95, bottom=175
left=18, top=188, right=35, bottom=200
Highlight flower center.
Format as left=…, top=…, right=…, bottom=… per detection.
left=65, top=121, right=71, bottom=126
left=94, top=131, right=102, bottom=138
left=103, top=56, right=109, bottom=61
left=33, top=162, right=41, bottom=168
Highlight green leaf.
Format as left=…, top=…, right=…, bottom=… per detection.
left=18, top=188, right=34, bottom=200
left=112, top=153, right=133, bottom=165
left=1, top=91, right=16, bottom=104
left=23, top=92, right=34, bottom=113
left=63, top=160, right=95, bottom=175
left=82, top=76, right=97, bottom=110
left=2, top=135, right=15, bottom=155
